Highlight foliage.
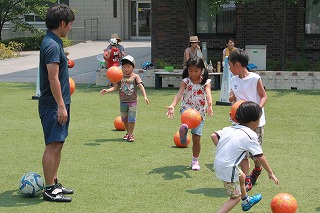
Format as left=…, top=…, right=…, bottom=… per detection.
left=0, top=83, right=320, bottom=212
left=0, top=0, right=56, bottom=40
left=1, top=34, right=72, bottom=52
left=267, top=59, right=281, bottom=71
left=0, top=41, right=24, bottom=59
left=62, top=36, right=73, bottom=48
left=154, top=58, right=181, bottom=69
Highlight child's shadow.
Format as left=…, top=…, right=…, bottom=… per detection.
left=148, top=165, right=192, bottom=180
left=185, top=188, right=227, bottom=198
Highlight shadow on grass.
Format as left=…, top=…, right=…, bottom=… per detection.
left=270, top=89, right=320, bottom=97
left=315, top=207, right=320, bottom=211
left=148, top=165, right=192, bottom=180
left=0, top=189, right=42, bottom=207
left=84, top=137, right=129, bottom=146
left=205, top=163, right=214, bottom=172
left=186, top=188, right=227, bottom=198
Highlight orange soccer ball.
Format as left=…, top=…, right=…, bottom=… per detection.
left=181, top=108, right=202, bottom=129
left=230, top=100, right=245, bottom=122
left=270, top=193, right=298, bottom=213
left=68, top=59, right=75, bottom=68
left=106, top=66, right=123, bottom=83
left=69, top=77, right=76, bottom=95
left=114, top=116, right=126, bottom=131
left=173, top=131, right=191, bottom=148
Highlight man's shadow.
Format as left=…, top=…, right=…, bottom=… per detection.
left=0, top=189, right=43, bottom=207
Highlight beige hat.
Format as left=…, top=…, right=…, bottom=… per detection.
left=189, top=36, right=200, bottom=43
left=111, top=33, right=122, bottom=42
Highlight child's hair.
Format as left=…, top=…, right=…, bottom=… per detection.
left=46, top=4, right=75, bottom=30
left=235, top=101, right=262, bottom=124
left=228, top=49, right=249, bottom=68
left=226, top=37, right=235, bottom=45
left=182, top=57, right=209, bottom=85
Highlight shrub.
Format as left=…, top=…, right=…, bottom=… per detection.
left=0, top=42, right=25, bottom=60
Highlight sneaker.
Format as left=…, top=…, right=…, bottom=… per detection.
left=55, top=183, right=74, bottom=194
left=179, top=124, right=188, bottom=145
left=191, top=160, right=200, bottom=170
left=245, top=177, right=252, bottom=192
left=43, top=188, right=72, bottom=202
left=250, top=167, right=262, bottom=185
left=127, top=135, right=134, bottom=142
left=241, top=194, right=262, bottom=211
left=123, top=134, right=129, bottom=140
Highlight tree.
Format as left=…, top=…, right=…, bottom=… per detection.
left=0, top=0, right=55, bottom=41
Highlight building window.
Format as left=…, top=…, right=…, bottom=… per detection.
left=25, top=0, right=69, bottom=23
left=197, top=1, right=236, bottom=34
left=305, top=0, right=320, bottom=34
left=113, top=0, right=117, bottom=18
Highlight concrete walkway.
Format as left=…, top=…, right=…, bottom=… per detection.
left=0, top=40, right=151, bottom=84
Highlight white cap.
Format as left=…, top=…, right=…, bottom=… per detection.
left=121, top=55, right=136, bottom=67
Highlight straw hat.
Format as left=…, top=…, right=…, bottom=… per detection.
left=111, top=34, right=122, bottom=42
left=189, top=36, right=200, bottom=43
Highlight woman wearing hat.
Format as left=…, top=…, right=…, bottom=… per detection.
left=183, top=36, right=203, bottom=68
left=106, top=33, right=126, bottom=57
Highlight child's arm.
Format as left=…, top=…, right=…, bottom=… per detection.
left=255, top=154, right=279, bottom=185
left=229, top=90, right=236, bottom=103
left=138, top=83, right=149, bottom=105
left=211, top=132, right=219, bottom=146
left=100, top=83, right=119, bottom=95
left=257, top=79, right=267, bottom=108
left=205, top=83, right=213, bottom=117
left=166, top=81, right=186, bottom=118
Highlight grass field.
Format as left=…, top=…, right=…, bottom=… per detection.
left=0, top=82, right=319, bottom=213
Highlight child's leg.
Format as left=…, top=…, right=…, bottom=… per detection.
left=251, top=127, right=264, bottom=184
left=192, top=134, right=201, bottom=158
left=240, top=157, right=252, bottom=191
left=217, top=197, right=241, bottom=213
left=217, top=180, right=242, bottom=213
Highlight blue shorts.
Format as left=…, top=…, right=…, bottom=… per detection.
left=120, top=102, right=137, bottom=123
left=180, top=108, right=205, bottom=136
left=39, top=104, right=70, bottom=145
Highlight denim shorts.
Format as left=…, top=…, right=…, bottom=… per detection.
left=39, top=104, right=70, bottom=145
left=180, top=108, right=204, bottom=136
left=120, top=102, right=137, bottom=123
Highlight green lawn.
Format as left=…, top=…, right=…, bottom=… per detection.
left=0, top=82, right=319, bottom=213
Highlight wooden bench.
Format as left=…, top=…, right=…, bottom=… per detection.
left=154, top=71, right=223, bottom=90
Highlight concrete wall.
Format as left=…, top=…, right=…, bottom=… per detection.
left=96, top=69, right=320, bottom=90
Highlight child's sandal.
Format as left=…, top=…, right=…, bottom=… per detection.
left=127, top=135, right=134, bottom=142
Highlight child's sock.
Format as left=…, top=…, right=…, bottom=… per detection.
left=192, top=157, right=199, bottom=162
left=54, top=178, right=58, bottom=184
left=242, top=195, right=250, bottom=204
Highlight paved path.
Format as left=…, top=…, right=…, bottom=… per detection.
left=0, top=40, right=151, bottom=84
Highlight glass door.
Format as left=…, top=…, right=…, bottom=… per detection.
left=131, top=1, right=151, bottom=39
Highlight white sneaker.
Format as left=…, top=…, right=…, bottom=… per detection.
left=191, top=160, right=200, bottom=170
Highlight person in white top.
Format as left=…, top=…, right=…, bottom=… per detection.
left=228, top=49, right=268, bottom=192
left=211, top=101, right=278, bottom=213
left=166, top=57, right=213, bottom=171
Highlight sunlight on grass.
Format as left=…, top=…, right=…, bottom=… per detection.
left=0, top=83, right=319, bottom=212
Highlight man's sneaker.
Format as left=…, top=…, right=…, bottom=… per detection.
left=55, top=183, right=74, bottom=194
left=241, top=194, right=262, bottom=211
left=250, top=167, right=262, bottom=185
left=191, top=160, right=200, bottom=170
left=245, top=177, right=252, bottom=192
left=179, top=124, right=188, bottom=145
left=43, top=188, right=72, bottom=202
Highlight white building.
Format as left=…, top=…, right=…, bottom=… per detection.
left=2, top=0, right=151, bottom=42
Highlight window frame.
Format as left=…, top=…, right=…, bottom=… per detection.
left=196, top=0, right=237, bottom=36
